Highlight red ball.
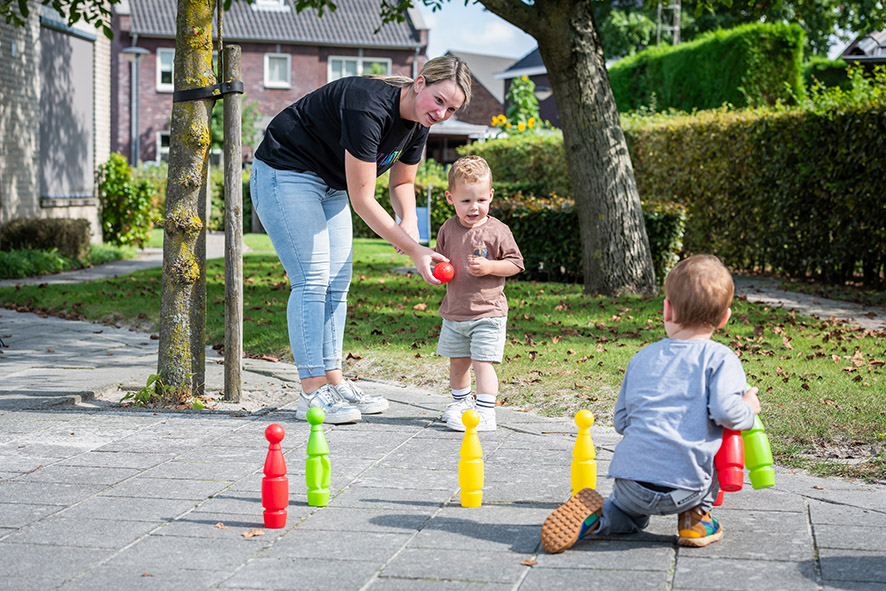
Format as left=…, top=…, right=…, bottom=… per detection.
left=433, top=261, right=454, bottom=283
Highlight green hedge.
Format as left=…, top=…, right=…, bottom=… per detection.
left=609, top=23, right=805, bottom=112
left=0, top=218, right=91, bottom=260
left=622, top=83, right=886, bottom=284
left=490, top=196, right=685, bottom=285
left=802, top=56, right=850, bottom=91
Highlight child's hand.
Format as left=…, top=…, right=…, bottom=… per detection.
left=742, top=386, right=762, bottom=415
left=467, top=256, right=491, bottom=277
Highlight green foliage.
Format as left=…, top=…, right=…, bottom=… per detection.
left=802, top=56, right=850, bottom=91
left=0, top=248, right=70, bottom=279
left=0, top=217, right=91, bottom=259
left=622, top=66, right=886, bottom=285
left=457, top=132, right=570, bottom=198
left=209, top=96, right=263, bottom=151
left=351, top=159, right=451, bottom=240
left=96, top=153, right=157, bottom=247
left=491, top=196, right=686, bottom=286
left=600, top=9, right=657, bottom=58
left=209, top=168, right=252, bottom=233
left=609, top=23, right=805, bottom=112
left=122, top=372, right=203, bottom=409
left=1, top=0, right=116, bottom=39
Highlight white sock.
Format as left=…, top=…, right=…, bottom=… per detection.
left=451, top=386, right=471, bottom=401
left=476, top=393, right=496, bottom=415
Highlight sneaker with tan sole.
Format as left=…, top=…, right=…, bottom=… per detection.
left=677, top=507, right=724, bottom=547
left=541, top=488, right=604, bottom=554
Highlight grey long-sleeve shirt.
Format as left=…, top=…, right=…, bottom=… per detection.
left=608, top=338, right=756, bottom=492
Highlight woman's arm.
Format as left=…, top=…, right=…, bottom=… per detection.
left=344, top=151, right=446, bottom=283
left=389, top=160, right=420, bottom=244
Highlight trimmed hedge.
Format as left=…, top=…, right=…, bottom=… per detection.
left=622, top=97, right=886, bottom=284
left=0, top=218, right=91, bottom=260
left=802, top=56, right=850, bottom=91
left=609, top=23, right=805, bottom=112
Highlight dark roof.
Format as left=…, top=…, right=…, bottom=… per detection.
left=129, top=0, right=424, bottom=48
left=506, top=48, right=542, bottom=72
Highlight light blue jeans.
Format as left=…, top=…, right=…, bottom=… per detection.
left=250, top=159, right=353, bottom=379
left=597, top=478, right=719, bottom=535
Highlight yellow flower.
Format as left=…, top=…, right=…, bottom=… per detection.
left=517, top=122, right=526, bottom=131
left=498, top=114, right=507, bottom=124
left=506, top=122, right=512, bottom=128
left=521, top=75, right=528, bottom=81
left=528, top=117, right=536, bottom=128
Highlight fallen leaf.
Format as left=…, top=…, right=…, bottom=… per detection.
left=242, top=528, right=265, bottom=538
left=141, top=573, right=155, bottom=577
left=413, top=303, right=428, bottom=312
left=812, top=485, right=824, bottom=490
left=215, top=522, right=229, bottom=530
left=520, top=560, right=538, bottom=566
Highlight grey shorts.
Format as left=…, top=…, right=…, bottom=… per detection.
left=436, top=317, right=507, bottom=362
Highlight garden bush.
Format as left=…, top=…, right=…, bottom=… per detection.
left=0, top=217, right=91, bottom=260
left=609, top=23, right=805, bottom=112
left=96, top=153, right=157, bottom=247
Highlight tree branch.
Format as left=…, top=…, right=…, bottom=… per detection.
left=477, top=0, right=540, bottom=38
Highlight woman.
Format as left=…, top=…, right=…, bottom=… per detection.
left=251, top=56, right=472, bottom=423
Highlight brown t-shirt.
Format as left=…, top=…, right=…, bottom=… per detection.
left=435, top=216, right=524, bottom=321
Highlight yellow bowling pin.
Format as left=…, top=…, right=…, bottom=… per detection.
left=458, top=410, right=484, bottom=507
left=570, top=409, right=597, bottom=496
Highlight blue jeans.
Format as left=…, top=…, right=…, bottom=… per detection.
left=597, top=478, right=719, bottom=535
left=250, top=159, right=353, bottom=379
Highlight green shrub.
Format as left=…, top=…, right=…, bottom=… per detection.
left=802, top=56, right=850, bottom=91
left=352, top=159, right=451, bottom=240
left=96, top=153, right=156, bottom=247
left=491, top=195, right=686, bottom=285
left=210, top=168, right=252, bottom=233
left=622, top=66, right=886, bottom=285
left=609, top=23, right=805, bottom=112
left=457, top=131, right=570, bottom=198
left=0, top=248, right=71, bottom=279
left=0, top=217, right=91, bottom=260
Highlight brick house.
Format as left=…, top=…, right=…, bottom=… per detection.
left=0, top=7, right=110, bottom=240
left=113, top=0, right=431, bottom=164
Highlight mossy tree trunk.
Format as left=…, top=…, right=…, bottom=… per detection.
left=481, top=0, right=656, bottom=296
left=158, top=0, right=217, bottom=395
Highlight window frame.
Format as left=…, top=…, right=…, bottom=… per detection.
left=156, top=47, right=175, bottom=93
left=263, top=52, right=292, bottom=89
left=327, top=55, right=392, bottom=82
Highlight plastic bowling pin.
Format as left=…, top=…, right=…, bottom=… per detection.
left=715, top=428, right=745, bottom=492
left=458, top=410, right=484, bottom=507
left=570, top=410, right=597, bottom=496
left=306, top=407, right=331, bottom=507
left=713, top=489, right=725, bottom=506
left=742, top=416, right=775, bottom=489
left=262, top=424, right=288, bottom=528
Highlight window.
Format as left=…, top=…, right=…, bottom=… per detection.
left=252, top=0, right=289, bottom=11
left=264, top=53, right=291, bottom=89
left=157, top=48, right=174, bottom=92
left=156, top=131, right=170, bottom=163
left=328, top=56, right=392, bottom=82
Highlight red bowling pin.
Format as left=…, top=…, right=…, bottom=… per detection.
left=262, top=424, right=288, bottom=528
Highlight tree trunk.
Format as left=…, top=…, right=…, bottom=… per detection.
left=481, top=0, right=656, bottom=295
left=157, top=0, right=216, bottom=394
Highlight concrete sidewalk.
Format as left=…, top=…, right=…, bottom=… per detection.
left=1, top=242, right=885, bottom=589
left=1, top=307, right=884, bottom=590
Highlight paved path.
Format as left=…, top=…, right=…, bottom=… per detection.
left=0, top=245, right=884, bottom=590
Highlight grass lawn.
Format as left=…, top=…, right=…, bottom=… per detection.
left=1, top=236, right=884, bottom=482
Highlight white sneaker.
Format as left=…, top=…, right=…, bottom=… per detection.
left=332, top=380, right=389, bottom=414
left=295, top=384, right=361, bottom=424
left=442, top=397, right=475, bottom=423
left=446, top=410, right=496, bottom=432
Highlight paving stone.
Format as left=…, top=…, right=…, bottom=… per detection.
left=819, top=549, right=886, bottom=583
left=409, top=516, right=541, bottom=553
left=301, top=506, right=431, bottom=534
left=0, top=502, right=61, bottom=528
left=101, top=476, right=232, bottom=500
left=15, top=464, right=141, bottom=485
left=520, top=565, right=667, bottom=590
left=219, top=557, right=380, bottom=589
left=534, top=538, right=674, bottom=571
left=59, top=450, right=176, bottom=469
left=139, top=460, right=257, bottom=481
left=0, top=541, right=115, bottom=586
left=814, top=524, right=885, bottom=551
left=262, top=529, right=411, bottom=561
left=0, top=481, right=106, bottom=506
left=108, top=534, right=265, bottom=570
left=675, top=556, right=819, bottom=590
left=689, top=508, right=813, bottom=561
left=60, top=565, right=230, bottom=590
left=808, top=499, right=886, bottom=527
left=60, top=495, right=198, bottom=522
left=381, top=547, right=529, bottom=584
left=330, top=484, right=454, bottom=512
left=369, top=578, right=511, bottom=590
left=3, top=515, right=156, bottom=549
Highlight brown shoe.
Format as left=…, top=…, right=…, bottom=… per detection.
left=677, top=507, right=724, bottom=547
left=541, top=488, right=604, bottom=554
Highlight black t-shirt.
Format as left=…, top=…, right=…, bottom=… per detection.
left=254, top=76, right=430, bottom=190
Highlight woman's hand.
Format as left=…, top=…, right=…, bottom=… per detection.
left=395, top=218, right=420, bottom=255
left=410, top=245, right=448, bottom=285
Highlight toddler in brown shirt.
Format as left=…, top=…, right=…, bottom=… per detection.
left=435, top=156, right=524, bottom=431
